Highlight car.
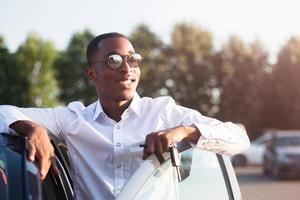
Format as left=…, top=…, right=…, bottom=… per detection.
left=231, top=132, right=272, bottom=166
left=263, top=130, right=300, bottom=179
left=118, top=141, right=242, bottom=200
left=0, top=132, right=74, bottom=200
left=0, top=132, right=242, bottom=199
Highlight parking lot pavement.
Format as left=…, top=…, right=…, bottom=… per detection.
left=234, top=166, right=300, bottom=200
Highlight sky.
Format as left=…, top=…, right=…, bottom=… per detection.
left=1, top=0, right=300, bottom=63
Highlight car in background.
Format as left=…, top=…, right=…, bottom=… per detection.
left=1, top=132, right=242, bottom=199
left=231, top=132, right=272, bottom=166
left=263, top=131, right=300, bottom=179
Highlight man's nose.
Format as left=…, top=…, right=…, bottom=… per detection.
left=119, top=59, right=132, bottom=73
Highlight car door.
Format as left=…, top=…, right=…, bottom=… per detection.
left=117, top=143, right=241, bottom=200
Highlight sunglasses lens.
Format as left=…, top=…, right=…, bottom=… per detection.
left=108, top=54, right=122, bottom=69
left=130, top=53, right=142, bottom=63
left=127, top=53, right=142, bottom=67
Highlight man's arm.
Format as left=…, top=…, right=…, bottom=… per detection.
left=142, top=99, right=250, bottom=159
left=10, top=120, right=54, bottom=180
left=0, top=105, right=68, bottom=179
left=142, top=126, right=200, bottom=159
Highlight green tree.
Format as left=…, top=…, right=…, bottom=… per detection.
left=264, top=36, right=300, bottom=130
left=0, top=36, right=28, bottom=105
left=53, top=30, right=95, bottom=104
left=217, top=36, right=269, bottom=138
left=166, top=22, right=215, bottom=115
left=129, top=24, right=166, bottom=97
left=16, top=33, right=59, bottom=107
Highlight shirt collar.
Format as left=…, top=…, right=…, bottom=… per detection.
left=93, top=93, right=141, bottom=121
left=129, top=93, right=141, bottom=116
left=93, top=100, right=104, bottom=121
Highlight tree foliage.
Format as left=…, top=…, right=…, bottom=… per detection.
left=15, top=33, right=59, bottom=106
left=129, top=24, right=167, bottom=97
left=166, top=22, right=215, bottom=115
left=53, top=30, right=95, bottom=104
left=263, top=37, right=300, bottom=130
left=0, top=36, right=28, bottom=105
left=217, top=36, right=269, bottom=138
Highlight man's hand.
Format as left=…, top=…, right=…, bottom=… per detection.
left=142, top=126, right=201, bottom=159
left=10, top=120, right=54, bottom=180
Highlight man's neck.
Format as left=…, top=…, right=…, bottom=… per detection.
left=99, top=98, right=132, bottom=122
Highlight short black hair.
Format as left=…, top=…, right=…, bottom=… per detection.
left=86, top=32, right=127, bottom=66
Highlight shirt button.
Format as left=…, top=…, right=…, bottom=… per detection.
left=116, top=143, right=121, bottom=147
left=117, top=164, right=122, bottom=168
left=117, top=125, right=120, bottom=129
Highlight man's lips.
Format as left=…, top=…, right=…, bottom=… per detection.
left=117, top=78, right=136, bottom=86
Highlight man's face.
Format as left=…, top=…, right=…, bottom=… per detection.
left=87, top=37, right=140, bottom=102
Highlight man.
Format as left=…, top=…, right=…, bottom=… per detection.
left=0, top=32, right=249, bottom=199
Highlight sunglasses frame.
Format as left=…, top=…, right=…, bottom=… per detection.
left=90, top=53, right=143, bottom=70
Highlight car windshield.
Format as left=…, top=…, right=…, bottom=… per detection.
left=132, top=148, right=230, bottom=200
left=275, top=136, right=300, bottom=147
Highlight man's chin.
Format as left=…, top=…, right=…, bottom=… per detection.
left=113, top=92, right=135, bottom=102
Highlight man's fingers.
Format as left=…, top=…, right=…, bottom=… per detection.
left=155, top=136, right=164, bottom=153
left=28, top=145, right=36, bottom=162
left=39, top=156, right=52, bottom=180
left=161, top=136, right=171, bottom=152
left=142, top=148, right=151, bottom=160
left=146, top=134, right=155, bottom=154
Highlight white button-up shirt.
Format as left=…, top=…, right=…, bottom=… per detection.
left=0, top=94, right=249, bottom=199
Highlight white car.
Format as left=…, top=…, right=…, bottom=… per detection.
left=231, top=133, right=272, bottom=166
left=118, top=141, right=242, bottom=200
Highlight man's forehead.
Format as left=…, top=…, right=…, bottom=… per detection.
left=97, top=37, right=134, bottom=53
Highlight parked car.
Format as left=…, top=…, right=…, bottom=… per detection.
left=263, top=131, right=300, bottom=179
left=0, top=132, right=242, bottom=199
left=0, top=132, right=73, bottom=200
left=231, top=132, right=272, bottom=166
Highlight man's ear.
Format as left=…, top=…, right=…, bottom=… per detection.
left=85, top=67, right=96, bottom=83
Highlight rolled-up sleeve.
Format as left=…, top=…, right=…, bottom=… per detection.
left=194, top=122, right=250, bottom=155
left=164, top=101, right=250, bottom=155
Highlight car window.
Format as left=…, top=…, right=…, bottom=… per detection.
left=132, top=149, right=230, bottom=200
left=26, top=161, right=42, bottom=200
left=275, top=136, right=300, bottom=146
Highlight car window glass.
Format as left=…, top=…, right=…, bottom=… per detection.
left=26, top=161, right=42, bottom=200
left=178, top=149, right=229, bottom=200
left=275, top=136, right=300, bottom=146
left=132, top=149, right=229, bottom=200
left=133, top=159, right=180, bottom=200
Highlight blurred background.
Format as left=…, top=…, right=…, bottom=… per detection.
left=1, top=0, right=300, bottom=142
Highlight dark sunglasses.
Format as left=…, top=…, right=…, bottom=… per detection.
left=91, top=53, right=143, bottom=69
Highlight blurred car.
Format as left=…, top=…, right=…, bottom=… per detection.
left=231, top=132, right=272, bottom=166
left=0, top=132, right=242, bottom=199
left=263, top=131, right=300, bottom=179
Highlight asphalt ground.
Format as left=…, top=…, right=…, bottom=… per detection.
left=234, top=166, right=300, bottom=200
